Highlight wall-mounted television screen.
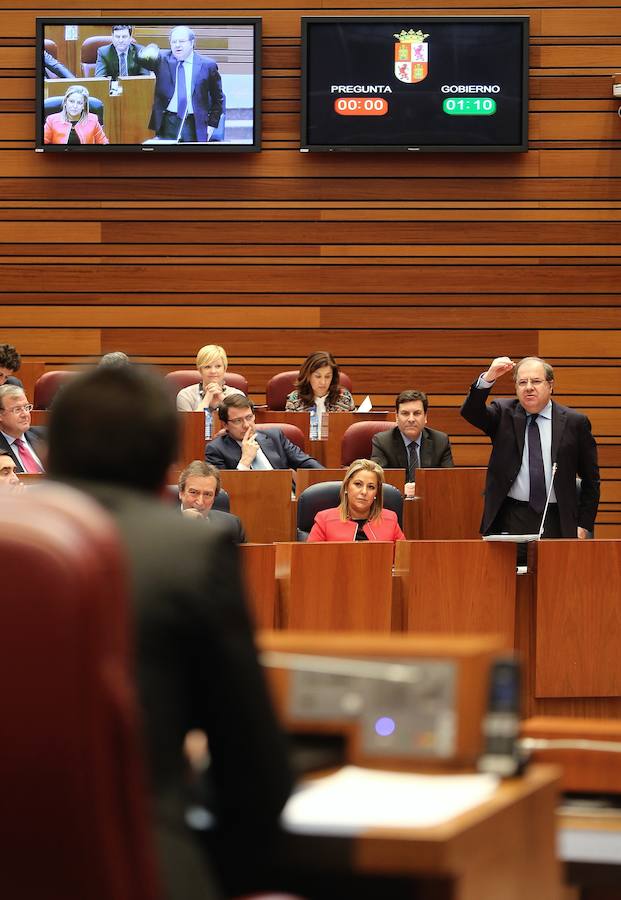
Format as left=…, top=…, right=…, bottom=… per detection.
left=301, top=17, right=529, bottom=152
left=36, top=18, right=261, bottom=151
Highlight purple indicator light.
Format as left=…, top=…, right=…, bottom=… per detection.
left=374, top=716, right=396, bottom=737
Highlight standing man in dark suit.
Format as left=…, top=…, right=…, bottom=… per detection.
left=206, top=395, right=323, bottom=471
left=461, top=355, right=599, bottom=539
left=0, top=385, right=45, bottom=473
left=371, top=390, right=453, bottom=498
left=139, top=25, right=224, bottom=143
left=179, top=460, right=246, bottom=542
left=94, top=24, right=149, bottom=78
left=47, top=365, right=292, bottom=900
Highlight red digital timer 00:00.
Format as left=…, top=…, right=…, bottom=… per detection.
left=334, top=97, right=389, bottom=116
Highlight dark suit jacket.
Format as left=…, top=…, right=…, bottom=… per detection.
left=0, top=427, right=46, bottom=473
left=94, top=43, right=148, bottom=78
left=65, top=481, right=291, bottom=900
left=179, top=505, right=246, bottom=544
left=5, top=375, right=23, bottom=388
left=142, top=50, right=223, bottom=141
left=205, top=428, right=322, bottom=471
left=461, top=383, right=600, bottom=536
left=43, top=49, right=74, bottom=79
left=370, top=426, right=454, bottom=474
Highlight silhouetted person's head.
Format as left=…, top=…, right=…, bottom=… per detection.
left=48, top=366, right=178, bottom=493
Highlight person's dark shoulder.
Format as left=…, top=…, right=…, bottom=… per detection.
left=6, top=375, right=22, bottom=388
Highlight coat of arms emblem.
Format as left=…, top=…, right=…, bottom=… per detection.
left=394, top=29, right=429, bottom=84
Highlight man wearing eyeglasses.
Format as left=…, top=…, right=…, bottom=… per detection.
left=0, top=386, right=45, bottom=473
left=206, top=394, right=323, bottom=471
left=461, top=356, right=599, bottom=541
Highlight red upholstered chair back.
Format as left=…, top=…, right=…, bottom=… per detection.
left=33, top=370, right=78, bottom=409
left=341, top=420, right=394, bottom=466
left=80, top=36, right=113, bottom=76
left=44, top=38, right=58, bottom=57
left=266, top=370, right=353, bottom=411
left=258, top=423, right=306, bottom=452
left=165, top=369, right=249, bottom=397
left=0, top=485, right=159, bottom=900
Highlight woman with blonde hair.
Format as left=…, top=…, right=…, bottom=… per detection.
left=307, top=459, right=405, bottom=542
left=44, top=84, right=109, bottom=145
left=176, top=344, right=245, bottom=412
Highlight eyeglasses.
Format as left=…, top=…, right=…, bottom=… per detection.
left=2, top=404, right=33, bottom=415
left=228, top=414, right=255, bottom=426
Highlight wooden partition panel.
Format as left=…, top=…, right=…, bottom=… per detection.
left=219, top=470, right=293, bottom=543
left=0, top=1, right=619, bottom=536
left=396, top=540, right=517, bottom=647
left=535, top=541, right=621, bottom=699
left=276, top=541, right=394, bottom=631
left=414, top=468, right=487, bottom=540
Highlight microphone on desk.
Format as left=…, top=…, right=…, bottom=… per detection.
left=536, top=462, right=558, bottom=541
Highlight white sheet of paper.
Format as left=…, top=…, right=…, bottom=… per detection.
left=282, top=765, right=499, bottom=835
left=356, top=395, right=373, bottom=412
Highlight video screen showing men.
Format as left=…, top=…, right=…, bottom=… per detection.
left=178, top=460, right=246, bottom=542
left=461, top=355, right=599, bottom=541
left=95, top=24, right=149, bottom=79
left=47, top=365, right=292, bottom=899
left=139, top=25, right=223, bottom=142
left=206, top=395, right=323, bottom=471
left=371, top=390, right=453, bottom=497
left=42, top=22, right=257, bottom=146
left=0, top=385, right=45, bottom=474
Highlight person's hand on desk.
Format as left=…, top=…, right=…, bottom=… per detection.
left=207, top=125, right=215, bottom=141
left=404, top=481, right=416, bottom=498
left=483, top=357, right=515, bottom=383
left=577, top=526, right=589, bottom=540
left=240, top=426, right=259, bottom=468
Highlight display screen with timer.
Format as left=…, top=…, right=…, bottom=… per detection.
left=301, top=16, right=529, bottom=152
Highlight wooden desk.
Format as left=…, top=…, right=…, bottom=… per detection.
left=308, top=411, right=393, bottom=468
left=295, top=468, right=406, bottom=494
left=279, top=765, right=562, bottom=900
left=414, top=467, right=486, bottom=539
left=220, top=470, right=293, bottom=543
left=276, top=542, right=395, bottom=631
left=396, top=540, right=517, bottom=646
left=240, top=543, right=276, bottom=629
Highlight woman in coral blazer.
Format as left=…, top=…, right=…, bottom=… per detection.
left=44, top=84, right=109, bottom=145
left=307, top=458, right=405, bottom=543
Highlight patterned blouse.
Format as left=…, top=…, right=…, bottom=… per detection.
left=285, top=388, right=355, bottom=412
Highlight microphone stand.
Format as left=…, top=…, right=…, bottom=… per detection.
left=536, top=462, right=558, bottom=541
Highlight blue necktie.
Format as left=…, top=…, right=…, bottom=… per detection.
left=176, top=62, right=187, bottom=120
left=119, top=52, right=127, bottom=77
left=528, top=414, right=546, bottom=514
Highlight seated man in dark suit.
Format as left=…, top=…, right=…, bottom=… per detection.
left=94, top=24, right=149, bottom=78
left=206, top=394, right=323, bottom=471
left=43, top=49, right=74, bottom=79
left=179, top=459, right=245, bottom=542
left=371, top=389, right=453, bottom=497
left=47, top=365, right=292, bottom=900
left=0, top=343, right=23, bottom=388
left=0, top=385, right=45, bottom=473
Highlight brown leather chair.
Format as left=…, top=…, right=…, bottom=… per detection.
left=258, top=422, right=306, bottom=452
left=33, top=370, right=78, bottom=409
left=80, top=36, right=112, bottom=77
left=165, top=369, right=249, bottom=398
left=266, top=370, right=353, bottom=411
left=341, top=420, right=393, bottom=466
left=0, top=485, right=159, bottom=900
left=44, top=38, right=58, bottom=58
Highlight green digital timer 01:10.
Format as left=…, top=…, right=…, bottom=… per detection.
left=442, top=97, right=497, bottom=116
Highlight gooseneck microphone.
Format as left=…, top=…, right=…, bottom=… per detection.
left=537, top=462, right=558, bottom=540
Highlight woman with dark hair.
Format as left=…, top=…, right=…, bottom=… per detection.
left=44, top=85, right=109, bottom=145
left=285, top=350, right=355, bottom=413
left=307, top=458, right=405, bottom=543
